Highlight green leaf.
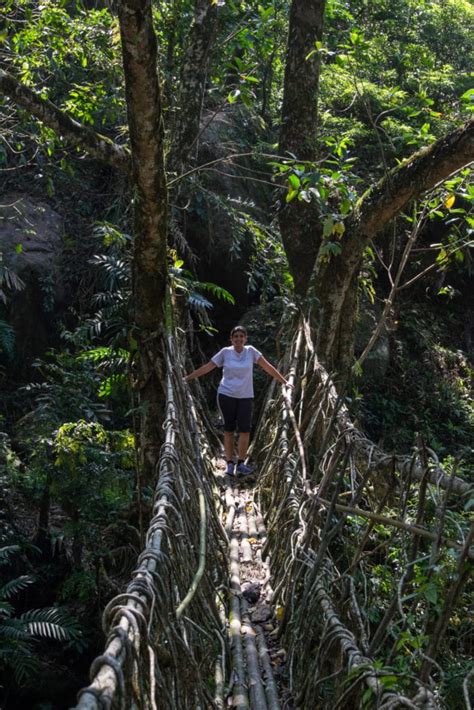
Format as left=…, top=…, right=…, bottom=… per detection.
left=333, top=222, right=345, bottom=237
left=460, top=88, right=474, bottom=102
left=227, top=89, right=241, bottom=104
left=0, top=576, right=34, bottom=600
left=197, top=282, right=235, bottom=305
left=288, top=174, right=301, bottom=190
left=423, top=584, right=438, bottom=605
left=323, top=216, right=334, bottom=237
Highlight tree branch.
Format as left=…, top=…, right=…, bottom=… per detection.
left=357, top=119, right=474, bottom=238
left=0, top=68, right=131, bottom=174
left=316, top=497, right=472, bottom=557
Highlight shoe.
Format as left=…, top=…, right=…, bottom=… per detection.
left=236, top=462, right=254, bottom=476
left=226, top=462, right=235, bottom=475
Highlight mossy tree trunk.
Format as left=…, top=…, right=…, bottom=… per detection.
left=278, top=0, right=326, bottom=296
left=169, top=0, right=219, bottom=177
left=117, top=0, right=168, bottom=486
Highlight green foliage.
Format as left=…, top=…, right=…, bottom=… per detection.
left=0, top=545, right=82, bottom=689
left=0, top=253, right=25, bottom=359
left=207, top=1, right=287, bottom=118
left=361, top=301, right=473, bottom=463
left=58, top=569, right=97, bottom=604
left=50, top=420, right=134, bottom=518
left=346, top=496, right=472, bottom=703
left=21, top=350, right=109, bottom=436
left=170, top=255, right=237, bottom=333
left=224, top=206, right=293, bottom=301
left=0, top=320, right=16, bottom=359
left=318, top=0, right=473, bottom=178
left=0, top=254, right=25, bottom=303
left=3, top=1, right=124, bottom=169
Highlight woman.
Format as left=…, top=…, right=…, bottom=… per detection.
left=184, top=325, right=291, bottom=475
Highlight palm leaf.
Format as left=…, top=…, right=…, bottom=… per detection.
left=0, top=319, right=15, bottom=357
left=0, top=600, right=15, bottom=616
left=196, top=281, right=236, bottom=304
left=0, top=545, right=21, bottom=565
left=0, top=618, right=30, bottom=640
left=9, top=647, right=39, bottom=686
left=188, top=292, right=213, bottom=311
left=0, top=575, right=35, bottom=600
left=21, top=607, right=82, bottom=641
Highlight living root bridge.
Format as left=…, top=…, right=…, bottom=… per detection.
left=75, top=334, right=227, bottom=710
left=75, top=320, right=472, bottom=709
left=252, top=316, right=473, bottom=709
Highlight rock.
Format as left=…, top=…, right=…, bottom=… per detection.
left=242, top=582, right=261, bottom=604
left=0, top=193, right=64, bottom=361
left=251, top=603, right=272, bottom=623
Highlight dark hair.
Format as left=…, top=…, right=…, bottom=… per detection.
left=230, top=325, right=247, bottom=336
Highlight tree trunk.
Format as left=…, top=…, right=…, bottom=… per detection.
left=118, top=0, right=168, bottom=486
left=313, top=119, right=474, bottom=373
left=278, top=0, right=326, bottom=296
left=276, top=1, right=474, bottom=375
left=169, top=0, right=218, bottom=176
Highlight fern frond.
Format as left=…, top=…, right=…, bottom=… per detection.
left=0, top=265, right=25, bottom=293
left=0, top=545, right=21, bottom=565
left=188, top=292, right=213, bottom=311
left=93, top=222, right=132, bottom=248
left=89, top=254, right=130, bottom=290
left=0, top=320, right=16, bottom=357
left=9, top=647, right=39, bottom=686
left=21, top=607, right=82, bottom=641
left=0, top=575, right=35, bottom=600
left=0, top=600, right=15, bottom=616
left=196, top=281, right=236, bottom=304
left=0, top=618, right=30, bottom=640
left=98, top=373, right=127, bottom=398
left=77, top=347, right=129, bottom=365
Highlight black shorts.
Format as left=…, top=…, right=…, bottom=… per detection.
left=218, top=394, right=253, bottom=433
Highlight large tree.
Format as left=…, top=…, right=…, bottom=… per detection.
left=1, top=0, right=168, bottom=487
left=0, top=0, right=220, bottom=487
left=116, top=0, right=168, bottom=486
left=278, top=0, right=474, bottom=376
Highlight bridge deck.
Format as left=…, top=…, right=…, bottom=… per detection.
left=218, top=460, right=285, bottom=710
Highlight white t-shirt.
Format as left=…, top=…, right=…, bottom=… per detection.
left=211, top=345, right=262, bottom=398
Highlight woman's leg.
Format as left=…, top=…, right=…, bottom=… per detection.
left=224, top=431, right=235, bottom=461
left=237, top=432, right=250, bottom=460
left=218, top=394, right=238, bottom=461
left=236, top=398, right=253, bottom=462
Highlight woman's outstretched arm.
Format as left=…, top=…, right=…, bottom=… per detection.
left=184, top=361, right=217, bottom=382
left=257, top=356, right=291, bottom=386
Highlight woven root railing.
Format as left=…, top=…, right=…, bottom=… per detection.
left=253, top=317, right=473, bottom=710
left=75, top=334, right=228, bottom=710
